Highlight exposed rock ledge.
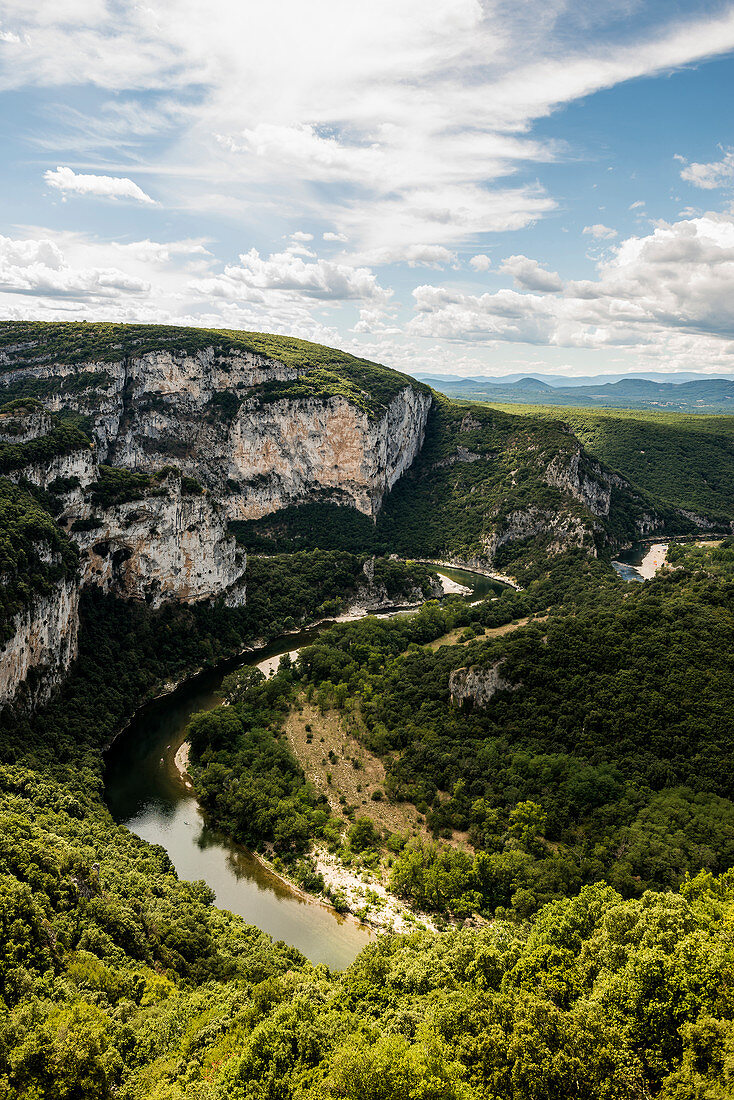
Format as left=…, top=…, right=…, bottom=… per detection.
left=0, top=575, right=79, bottom=708
left=449, top=660, right=518, bottom=709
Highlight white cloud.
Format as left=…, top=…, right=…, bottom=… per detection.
left=629, top=200, right=646, bottom=210
left=323, top=232, right=348, bottom=243
left=469, top=254, right=492, bottom=271
left=500, top=254, right=563, bottom=292
left=583, top=223, right=617, bottom=240
left=190, top=247, right=391, bottom=304
left=44, top=166, right=156, bottom=205
left=0, top=234, right=150, bottom=298
left=408, top=212, right=734, bottom=369
left=7, top=2, right=734, bottom=258
left=677, top=148, right=734, bottom=190
left=365, top=243, right=458, bottom=268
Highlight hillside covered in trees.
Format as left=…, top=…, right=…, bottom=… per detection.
left=2, top=323, right=734, bottom=1098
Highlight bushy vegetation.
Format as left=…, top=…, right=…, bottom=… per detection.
left=0, top=416, right=92, bottom=478
left=668, top=534, right=734, bottom=577
left=2, top=757, right=734, bottom=1099
left=0, top=478, right=78, bottom=644
left=270, top=551, right=734, bottom=918
left=88, top=464, right=204, bottom=509
left=485, top=402, right=734, bottom=521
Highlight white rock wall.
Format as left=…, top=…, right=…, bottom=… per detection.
left=0, top=574, right=79, bottom=708
left=72, top=482, right=247, bottom=609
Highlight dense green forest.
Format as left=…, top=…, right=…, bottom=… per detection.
left=483, top=403, right=734, bottom=521
left=2, top=759, right=734, bottom=1098
left=188, top=546, right=734, bottom=925
left=3, top=320, right=734, bottom=1096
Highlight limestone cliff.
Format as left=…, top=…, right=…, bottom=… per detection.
left=0, top=398, right=248, bottom=710
left=70, top=476, right=246, bottom=608
left=0, top=575, right=79, bottom=709
left=0, top=337, right=432, bottom=520
left=449, top=660, right=518, bottom=709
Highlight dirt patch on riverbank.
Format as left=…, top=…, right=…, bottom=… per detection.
left=285, top=699, right=434, bottom=840
left=427, top=614, right=546, bottom=651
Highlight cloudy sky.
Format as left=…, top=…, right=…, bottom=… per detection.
left=1, top=1, right=734, bottom=379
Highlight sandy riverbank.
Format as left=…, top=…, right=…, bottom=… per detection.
left=636, top=542, right=669, bottom=580
left=174, top=741, right=194, bottom=790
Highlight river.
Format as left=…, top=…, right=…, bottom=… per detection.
left=104, top=567, right=501, bottom=969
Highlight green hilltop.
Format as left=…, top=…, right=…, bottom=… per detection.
left=0, top=320, right=428, bottom=418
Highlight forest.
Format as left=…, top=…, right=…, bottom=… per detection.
left=185, top=546, right=734, bottom=924
left=2, top=757, right=734, bottom=1098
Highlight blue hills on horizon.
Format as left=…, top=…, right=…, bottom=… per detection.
left=410, top=372, right=734, bottom=413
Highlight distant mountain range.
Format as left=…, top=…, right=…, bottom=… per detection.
left=411, top=373, right=734, bottom=413
left=413, top=370, right=734, bottom=387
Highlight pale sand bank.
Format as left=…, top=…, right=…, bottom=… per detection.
left=174, top=741, right=193, bottom=789
left=636, top=542, right=669, bottom=580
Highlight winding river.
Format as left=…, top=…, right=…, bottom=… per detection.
left=104, top=567, right=502, bottom=969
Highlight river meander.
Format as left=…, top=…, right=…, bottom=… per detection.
left=104, top=567, right=502, bottom=968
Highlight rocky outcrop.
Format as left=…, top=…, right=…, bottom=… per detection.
left=0, top=400, right=249, bottom=711
left=227, top=388, right=431, bottom=519
left=544, top=450, right=618, bottom=517
left=70, top=479, right=246, bottom=608
left=483, top=506, right=597, bottom=562
left=449, top=660, right=517, bottom=709
left=1, top=346, right=431, bottom=519
left=0, top=575, right=79, bottom=709
left=353, top=556, right=444, bottom=611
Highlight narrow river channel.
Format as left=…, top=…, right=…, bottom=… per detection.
left=104, top=567, right=502, bottom=969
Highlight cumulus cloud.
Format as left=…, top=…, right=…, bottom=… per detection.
left=500, top=255, right=563, bottom=292
left=469, top=254, right=492, bottom=271
left=677, top=148, right=734, bottom=190
left=323, top=232, right=348, bottom=243
left=0, top=234, right=150, bottom=298
left=408, top=213, right=734, bottom=365
left=583, top=223, right=618, bottom=240
left=44, top=166, right=156, bottom=205
left=190, top=247, right=390, bottom=304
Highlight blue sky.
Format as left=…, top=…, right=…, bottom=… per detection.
left=1, top=1, right=733, bottom=378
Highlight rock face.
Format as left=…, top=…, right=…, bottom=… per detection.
left=71, top=479, right=246, bottom=608
left=0, top=335, right=430, bottom=710
left=2, top=347, right=432, bottom=519
left=0, top=399, right=249, bottom=710
left=483, top=506, right=596, bottom=562
left=449, top=660, right=517, bottom=709
left=0, top=575, right=79, bottom=709
left=227, top=388, right=431, bottom=519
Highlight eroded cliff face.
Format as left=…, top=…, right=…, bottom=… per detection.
left=449, top=660, right=517, bottom=709
left=0, top=398, right=249, bottom=710
left=0, top=574, right=79, bottom=709
left=483, top=506, right=598, bottom=563
left=70, top=480, right=246, bottom=608
left=226, top=388, right=431, bottom=519
left=0, top=347, right=432, bottom=519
